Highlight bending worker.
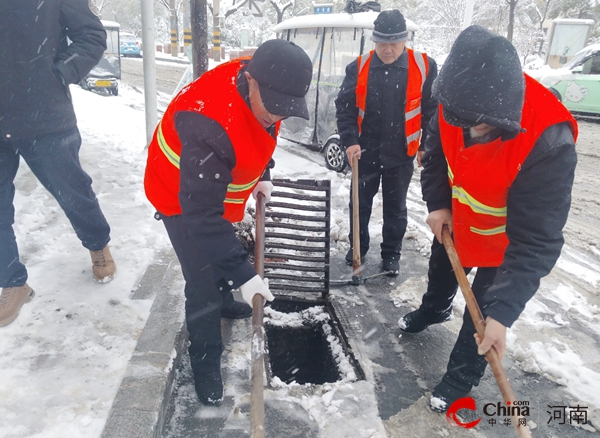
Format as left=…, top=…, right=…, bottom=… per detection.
left=144, top=40, right=312, bottom=405
left=335, top=9, right=438, bottom=275
left=398, top=26, right=578, bottom=412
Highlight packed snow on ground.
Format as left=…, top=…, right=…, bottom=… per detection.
left=2, top=67, right=600, bottom=438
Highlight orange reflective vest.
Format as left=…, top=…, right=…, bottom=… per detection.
left=144, top=59, right=278, bottom=223
left=440, top=74, right=578, bottom=267
left=355, top=48, right=429, bottom=156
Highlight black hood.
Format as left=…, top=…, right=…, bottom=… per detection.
left=433, top=25, right=524, bottom=135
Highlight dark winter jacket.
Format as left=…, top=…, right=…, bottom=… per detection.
left=172, top=71, right=275, bottom=288
left=421, top=112, right=577, bottom=328
left=335, top=49, right=438, bottom=168
left=0, top=0, right=107, bottom=140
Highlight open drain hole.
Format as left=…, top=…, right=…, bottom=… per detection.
left=264, top=299, right=363, bottom=385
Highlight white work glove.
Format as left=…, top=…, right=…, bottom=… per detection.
left=252, top=181, right=274, bottom=203
left=239, top=275, right=274, bottom=306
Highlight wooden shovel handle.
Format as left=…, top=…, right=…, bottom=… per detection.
left=351, top=154, right=362, bottom=276
left=250, top=294, right=265, bottom=438
left=441, top=226, right=531, bottom=438
left=251, top=192, right=266, bottom=438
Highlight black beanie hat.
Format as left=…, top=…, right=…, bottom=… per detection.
left=372, top=10, right=408, bottom=43
left=433, top=25, right=524, bottom=134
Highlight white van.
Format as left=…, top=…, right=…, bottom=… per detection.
left=273, top=11, right=418, bottom=171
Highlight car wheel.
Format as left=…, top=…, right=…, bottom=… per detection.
left=323, top=138, right=348, bottom=172
left=549, top=88, right=562, bottom=102
left=111, top=87, right=119, bottom=96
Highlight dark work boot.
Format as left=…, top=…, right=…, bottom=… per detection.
left=430, top=378, right=472, bottom=413
left=345, top=248, right=366, bottom=266
left=398, top=307, right=452, bottom=333
left=193, top=369, right=224, bottom=406
left=382, top=258, right=399, bottom=276
left=221, top=300, right=252, bottom=319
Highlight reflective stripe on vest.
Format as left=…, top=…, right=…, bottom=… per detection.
left=157, top=122, right=180, bottom=169
left=355, top=48, right=428, bottom=156
left=451, top=186, right=507, bottom=218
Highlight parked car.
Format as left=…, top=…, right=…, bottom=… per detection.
left=120, top=32, right=142, bottom=57
left=536, top=44, right=600, bottom=118
left=273, top=11, right=418, bottom=172
left=80, top=20, right=120, bottom=96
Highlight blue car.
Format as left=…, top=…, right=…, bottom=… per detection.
left=120, top=32, right=141, bottom=57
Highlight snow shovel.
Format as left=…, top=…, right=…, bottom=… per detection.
left=441, top=225, right=531, bottom=438
left=251, top=192, right=267, bottom=438
left=330, top=154, right=389, bottom=287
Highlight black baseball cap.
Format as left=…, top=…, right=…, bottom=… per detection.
left=246, top=39, right=313, bottom=120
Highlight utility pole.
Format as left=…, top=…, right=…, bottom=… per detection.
left=191, top=0, right=209, bottom=79
left=140, top=0, right=158, bottom=144
left=170, top=0, right=179, bottom=56
left=213, top=0, right=221, bottom=62
left=463, top=0, right=475, bottom=29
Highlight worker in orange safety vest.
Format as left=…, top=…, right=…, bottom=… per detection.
left=398, top=26, right=578, bottom=413
left=335, top=9, right=438, bottom=276
left=144, top=39, right=312, bottom=406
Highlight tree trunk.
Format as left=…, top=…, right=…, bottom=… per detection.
left=191, top=0, right=209, bottom=79
left=506, top=0, right=518, bottom=42
left=269, top=0, right=292, bottom=24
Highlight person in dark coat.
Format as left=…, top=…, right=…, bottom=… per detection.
left=144, top=40, right=313, bottom=405
left=398, top=25, right=578, bottom=412
left=335, top=9, right=438, bottom=275
left=0, top=0, right=116, bottom=328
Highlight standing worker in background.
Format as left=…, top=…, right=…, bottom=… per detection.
left=144, top=39, right=312, bottom=406
left=398, top=26, right=578, bottom=412
left=0, top=0, right=117, bottom=328
left=335, top=9, right=438, bottom=276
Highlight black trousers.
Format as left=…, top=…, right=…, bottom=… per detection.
left=161, top=214, right=237, bottom=374
left=421, top=239, right=497, bottom=391
left=348, top=160, right=413, bottom=260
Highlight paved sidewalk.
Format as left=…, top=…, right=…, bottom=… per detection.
left=101, top=249, right=186, bottom=438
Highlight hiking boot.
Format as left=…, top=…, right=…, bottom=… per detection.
left=0, top=284, right=35, bottom=327
left=345, top=248, right=366, bottom=266
left=382, top=258, right=399, bottom=276
left=194, top=369, right=224, bottom=406
left=90, top=246, right=116, bottom=283
left=430, top=379, right=471, bottom=413
left=398, top=307, right=452, bottom=333
left=221, top=300, right=252, bottom=319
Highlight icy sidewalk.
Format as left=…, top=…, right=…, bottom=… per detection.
left=0, top=85, right=172, bottom=438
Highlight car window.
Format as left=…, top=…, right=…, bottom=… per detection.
left=564, top=50, right=591, bottom=69
left=121, top=34, right=137, bottom=43
left=590, top=53, right=600, bottom=74
left=578, top=52, right=600, bottom=74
